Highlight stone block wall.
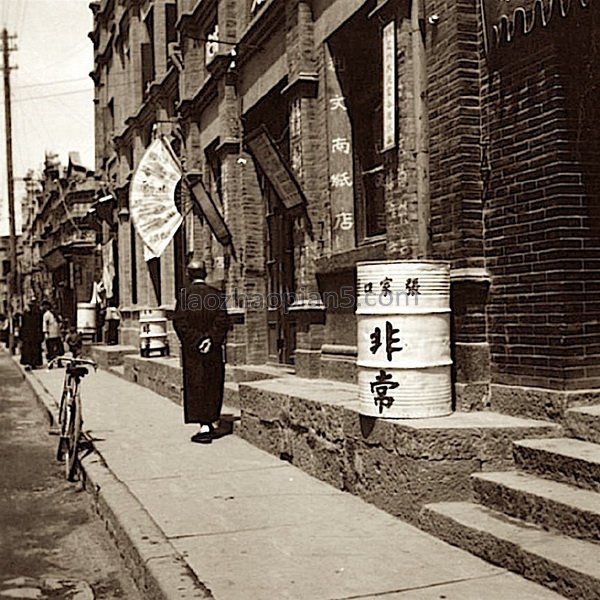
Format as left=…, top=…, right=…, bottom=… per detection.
left=237, top=378, right=562, bottom=523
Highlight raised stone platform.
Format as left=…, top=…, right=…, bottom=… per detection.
left=95, top=352, right=565, bottom=525
left=117, top=354, right=293, bottom=409
left=237, top=377, right=563, bottom=523
left=87, top=344, right=138, bottom=370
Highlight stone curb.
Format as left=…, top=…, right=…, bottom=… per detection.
left=13, top=358, right=214, bottom=600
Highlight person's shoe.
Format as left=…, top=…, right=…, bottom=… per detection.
left=191, top=424, right=214, bottom=444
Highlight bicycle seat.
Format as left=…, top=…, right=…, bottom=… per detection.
left=67, top=366, right=89, bottom=378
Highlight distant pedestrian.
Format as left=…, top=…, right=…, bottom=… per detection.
left=105, top=303, right=121, bottom=345
left=173, top=260, right=229, bottom=444
left=0, top=314, right=8, bottom=347
left=65, top=325, right=83, bottom=358
left=42, top=301, right=64, bottom=364
left=20, top=298, right=43, bottom=369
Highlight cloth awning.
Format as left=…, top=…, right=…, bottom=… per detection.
left=246, top=126, right=307, bottom=209
left=481, top=0, right=592, bottom=52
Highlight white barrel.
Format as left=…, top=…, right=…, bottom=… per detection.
left=77, top=302, right=96, bottom=340
left=356, top=260, right=452, bottom=419
left=139, top=307, right=169, bottom=356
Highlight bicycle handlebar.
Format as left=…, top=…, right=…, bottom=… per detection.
left=48, top=356, right=98, bottom=371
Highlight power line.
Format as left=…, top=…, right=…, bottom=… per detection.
left=15, top=75, right=89, bottom=89
left=13, top=87, right=92, bottom=101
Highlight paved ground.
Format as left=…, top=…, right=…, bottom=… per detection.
left=0, top=353, right=142, bottom=599
left=25, top=359, right=566, bottom=600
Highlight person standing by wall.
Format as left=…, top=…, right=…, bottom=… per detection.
left=105, top=303, right=121, bottom=345
left=172, top=260, right=229, bottom=444
left=19, top=298, right=43, bottom=369
left=42, top=301, right=64, bottom=364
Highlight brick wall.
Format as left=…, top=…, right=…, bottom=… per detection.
left=483, top=4, right=600, bottom=391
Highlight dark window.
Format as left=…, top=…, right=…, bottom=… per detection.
left=166, top=4, right=177, bottom=45
left=141, top=10, right=155, bottom=96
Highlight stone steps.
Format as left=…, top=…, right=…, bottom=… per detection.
left=472, top=470, right=600, bottom=542
left=421, top=406, right=600, bottom=598
left=421, top=501, right=600, bottom=600
left=514, top=437, right=600, bottom=493
left=565, top=405, right=600, bottom=444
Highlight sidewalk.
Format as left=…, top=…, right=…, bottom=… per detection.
left=23, top=362, right=564, bottom=600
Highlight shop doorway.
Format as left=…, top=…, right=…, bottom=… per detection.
left=263, top=174, right=296, bottom=364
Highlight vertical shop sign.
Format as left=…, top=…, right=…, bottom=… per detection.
left=325, top=46, right=355, bottom=253
left=382, top=21, right=396, bottom=151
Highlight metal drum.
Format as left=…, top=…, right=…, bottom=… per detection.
left=139, top=307, right=170, bottom=357
left=76, top=302, right=96, bottom=341
left=356, top=260, right=452, bottom=419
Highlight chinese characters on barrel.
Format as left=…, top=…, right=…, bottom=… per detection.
left=362, top=277, right=421, bottom=299
left=370, top=369, right=399, bottom=414
left=360, top=273, right=425, bottom=414
left=405, top=278, right=420, bottom=296
left=370, top=321, right=402, bottom=361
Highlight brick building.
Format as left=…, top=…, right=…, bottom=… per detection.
left=89, top=1, right=600, bottom=590
left=90, top=0, right=599, bottom=419
left=18, top=153, right=100, bottom=324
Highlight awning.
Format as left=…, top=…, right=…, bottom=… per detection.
left=187, top=176, right=232, bottom=247
left=246, top=126, right=307, bottom=209
left=481, top=0, right=592, bottom=52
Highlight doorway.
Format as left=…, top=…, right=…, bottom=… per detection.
left=263, top=174, right=296, bottom=365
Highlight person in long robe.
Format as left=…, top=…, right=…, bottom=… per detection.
left=172, top=260, right=229, bottom=444
left=20, top=299, right=43, bottom=369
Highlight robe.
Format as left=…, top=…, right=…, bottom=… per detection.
left=172, top=281, right=229, bottom=424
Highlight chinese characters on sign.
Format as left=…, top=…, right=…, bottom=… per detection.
left=382, top=21, right=396, bottom=151
left=325, top=47, right=355, bottom=253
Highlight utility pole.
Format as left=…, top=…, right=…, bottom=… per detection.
left=2, top=28, right=18, bottom=353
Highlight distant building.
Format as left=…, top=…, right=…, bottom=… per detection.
left=19, top=153, right=101, bottom=324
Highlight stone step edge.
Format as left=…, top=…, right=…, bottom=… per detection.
left=513, top=438, right=600, bottom=492
left=420, top=501, right=600, bottom=600
left=564, top=406, right=600, bottom=445
left=472, top=471, right=600, bottom=541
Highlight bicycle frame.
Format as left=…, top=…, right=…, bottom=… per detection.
left=52, top=355, right=97, bottom=480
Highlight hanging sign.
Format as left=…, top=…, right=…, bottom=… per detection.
left=325, top=45, right=355, bottom=253
left=382, top=21, right=396, bottom=151
left=246, top=126, right=307, bottom=209
left=129, top=137, right=183, bottom=258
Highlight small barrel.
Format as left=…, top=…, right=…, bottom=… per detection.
left=356, top=260, right=452, bottom=419
left=76, top=302, right=96, bottom=341
left=139, top=307, right=169, bottom=357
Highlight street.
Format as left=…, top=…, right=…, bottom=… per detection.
left=0, top=353, right=141, bottom=599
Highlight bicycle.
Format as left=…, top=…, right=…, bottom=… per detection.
left=50, top=356, right=97, bottom=481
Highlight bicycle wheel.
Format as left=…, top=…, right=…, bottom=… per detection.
left=56, top=386, right=70, bottom=461
left=64, top=392, right=82, bottom=481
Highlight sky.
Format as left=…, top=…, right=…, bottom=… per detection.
left=0, top=0, right=95, bottom=235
